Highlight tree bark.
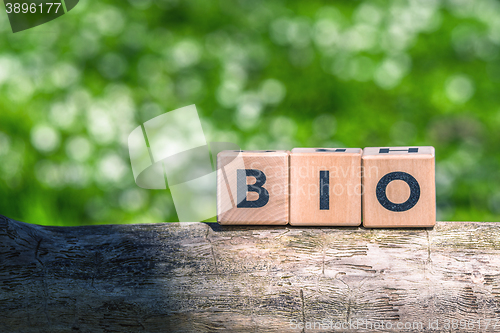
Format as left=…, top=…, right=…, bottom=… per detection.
left=1, top=214, right=500, bottom=332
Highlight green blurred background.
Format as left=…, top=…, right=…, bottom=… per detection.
left=0, top=0, right=499, bottom=225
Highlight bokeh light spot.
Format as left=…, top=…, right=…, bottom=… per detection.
left=445, top=74, right=475, bottom=104
left=31, top=125, right=60, bottom=154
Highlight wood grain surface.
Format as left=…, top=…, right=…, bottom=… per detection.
left=1, top=215, right=500, bottom=332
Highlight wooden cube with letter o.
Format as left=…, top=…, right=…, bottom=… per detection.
left=361, top=147, right=436, bottom=228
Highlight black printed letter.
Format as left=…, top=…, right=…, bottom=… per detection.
left=376, top=171, right=420, bottom=212
left=319, top=170, right=329, bottom=210
left=237, top=169, right=270, bottom=208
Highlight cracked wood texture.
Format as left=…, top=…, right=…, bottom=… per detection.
left=2, top=215, right=500, bottom=333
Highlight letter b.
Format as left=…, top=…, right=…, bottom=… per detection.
left=237, top=169, right=269, bottom=208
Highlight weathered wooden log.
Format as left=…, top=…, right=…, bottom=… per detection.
left=1, top=214, right=500, bottom=332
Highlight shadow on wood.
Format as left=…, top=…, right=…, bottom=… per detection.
left=1, top=215, right=500, bottom=332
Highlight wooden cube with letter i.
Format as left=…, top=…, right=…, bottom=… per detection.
left=289, top=148, right=362, bottom=226
left=217, top=150, right=289, bottom=225
left=362, top=147, right=436, bottom=228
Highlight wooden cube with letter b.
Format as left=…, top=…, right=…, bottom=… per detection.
left=362, top=147, right=436, bottom=228
left=217, top=150, right=289, bottom=225
left=289, top=148, right=362, bottom=226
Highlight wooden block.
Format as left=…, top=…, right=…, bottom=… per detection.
left=362, top=146, right=436, bottom=228
left=217, top=150, right=289, bottom=225
left=289, top=148, right=362, bottom=226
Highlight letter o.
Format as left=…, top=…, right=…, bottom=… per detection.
left=376, top=171, right=420, bottom=212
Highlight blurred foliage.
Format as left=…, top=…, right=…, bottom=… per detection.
left=0, top=0, right=499, bottom=225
